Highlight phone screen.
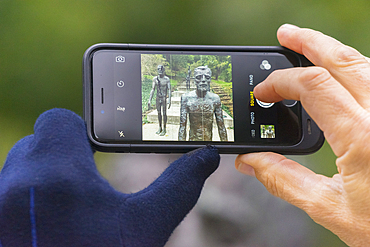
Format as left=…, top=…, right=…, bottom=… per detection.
left=91, top=49, right=301, bottom=146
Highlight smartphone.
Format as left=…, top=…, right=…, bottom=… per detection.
left=83, top=43, right=324, bottom=154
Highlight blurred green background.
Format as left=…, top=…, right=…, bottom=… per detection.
left=2, top=0, right=370, bottom=168
left=1, top=1, right=369, bottom=245
left=2, top=0, right=370, bottom=162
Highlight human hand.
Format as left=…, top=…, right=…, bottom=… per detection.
left=0, top=108, right=220, bottom=247
left=235, top=24, right=370, bottom=247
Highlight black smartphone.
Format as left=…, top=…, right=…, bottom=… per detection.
left=83, top=43, right=324, bottom=154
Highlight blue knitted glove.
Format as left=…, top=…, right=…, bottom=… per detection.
left=0, top=108, right=220, bottom=247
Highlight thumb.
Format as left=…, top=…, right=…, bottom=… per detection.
left=235, top=152, right=355, bottom=244
left=120, top=145, right=220, bottom=247
left=32, top=108, right=94, bottom=156
left=3, top=108, right=96, bottom=173
left=235, top=152, right=333, bottom=211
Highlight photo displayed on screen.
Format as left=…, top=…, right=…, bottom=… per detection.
left=260, top=125, right=275, bottom=139
left=141, top=53, right=234, bottom=142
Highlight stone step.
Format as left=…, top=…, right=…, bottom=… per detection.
left=171, top=96, right=233, bottom=112
left=147, top=106, right=181, bottom=125
left=171, top=97, right=181, bottom=107
left=142, top=123, right=234, bottom=141
left=173, top=91, right=231, bottom=99
left=172, top=91, right=186, bottom=97
left=176, top=85, right=196, bottom=91
left=147, top=106, right=233, bottom=128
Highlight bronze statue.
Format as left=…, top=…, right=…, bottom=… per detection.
left=148, top=65, right=171, bottom=136
left=185, top=66, right=191, bottom=90
left=261, top=125, right=275, bottom=138
left=178, top=66, right=228, bottom=141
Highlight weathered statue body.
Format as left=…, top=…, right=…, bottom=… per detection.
left=185, top=66, right=191, bottom=90
left=178, top=66, right=227, bottom=141
left=265, top=126, right=275, bottom=138
left=148, top=65, right=171, bottom=136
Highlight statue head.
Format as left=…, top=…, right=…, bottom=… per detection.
left=194, top=66, right=212, bottom=93
left=157, top=65, right=165, bottom=76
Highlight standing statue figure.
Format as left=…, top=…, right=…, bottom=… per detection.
left=265, top=125, right=275, bottom=138
left=185, top=66, right=191, bottom=90
left=148, top=65, right=171, bottom=136
left=261, top=125, right=266, bottom=138
left=178, top=66, right=228, bottom=141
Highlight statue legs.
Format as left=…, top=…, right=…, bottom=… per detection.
left=156, top=99, right=167, bottom=136
left=156, top=102, right=162, bottom=134
left=159, top=100, right=167, bottom=136
left=156, top=113, right=162, bottom=135
left=160, top=115, right=167, bottom=136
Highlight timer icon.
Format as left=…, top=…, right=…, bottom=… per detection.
left=117, top=80, right=124, bottom=88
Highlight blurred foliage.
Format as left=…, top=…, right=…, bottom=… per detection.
left=2, top=0, right=368, bottom=245
left=141, top=75, right=153, bottom=112
left=141, top=54, right=169, bottom=77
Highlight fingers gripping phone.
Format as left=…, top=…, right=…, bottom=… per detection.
left=83, top=44, right=324, bottom=154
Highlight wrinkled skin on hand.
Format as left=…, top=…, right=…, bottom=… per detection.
left=236, top=24, right=370, bottom=247
left=0, top=108, right=220, bottom=247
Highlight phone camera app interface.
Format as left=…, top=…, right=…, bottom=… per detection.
left=233, top=53, right=301, bottom=145
left=93, top=49, right=301, bottom=146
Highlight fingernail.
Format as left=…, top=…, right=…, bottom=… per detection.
left=280, top=24, right=299, bottom=30
left=237, top=163, right=256, bottom=177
